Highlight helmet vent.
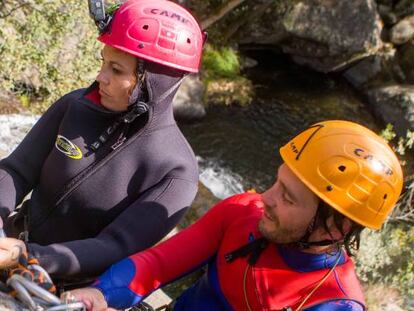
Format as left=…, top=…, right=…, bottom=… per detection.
left=187, top=38, right=191, bottom=44
left=143, top=25, right=149, bottom=30
left=383, top=194, right=388, bottom=199
left=338, top=165, right=346, bottom=172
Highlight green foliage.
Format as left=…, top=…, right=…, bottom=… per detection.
left=0, top=0, right=101, bottom=113
left=201, top=44, right=254, bottom=106
left=360, top=125, right=414, bottom=308
left=357, top=225, right=414, bottom=304
left=380, top=124, right=414, bottom=156
left=202, top=44, right=241, bottom=80
left=380, top=123, right=397, bottom=141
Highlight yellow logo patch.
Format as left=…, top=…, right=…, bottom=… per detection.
left=55, top=135, right=83, bottom=160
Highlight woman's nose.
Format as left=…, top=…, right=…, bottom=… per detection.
left=96, top=69, right=109, bottom=85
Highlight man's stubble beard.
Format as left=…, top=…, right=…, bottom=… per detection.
left=258, top=218, right=304, bottom=244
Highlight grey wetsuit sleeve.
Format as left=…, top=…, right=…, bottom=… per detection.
left=27, top=177, right=198, bottom=277
left=0, top=98, right=67, bottom=223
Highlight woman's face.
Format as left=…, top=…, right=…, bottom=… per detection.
left=96, top=45, right=138, bottom=112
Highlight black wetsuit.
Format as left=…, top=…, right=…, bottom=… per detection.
left=0, top=70, right=198, bottom=280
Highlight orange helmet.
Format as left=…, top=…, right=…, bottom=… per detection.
left=280, top=120, right=403, bottom=230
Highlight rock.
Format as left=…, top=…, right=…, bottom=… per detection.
left=366, top=84, right=414, bottom=136
left=242, top=57, right=259, bottom=69
left=0, top=114, right=39, bottom=155
left=142, top=289, right=172, bottom=310
left=377, top=4, right=398, bottom=26
left=239, top=0, right=383, bottom=72
left=344, top=51, right=392, bottom=89
left=395, top=0, right=414, bottom=19
left=390, top=15, right=414, bottom=45
left=206, top=78, right=253, bottom=107
left=0, top=149, right=8, bottom=160
left=173, top=74, right=206, bottom=121
left=375, top=0, right=395, bottom=6
left=397, top=40, right=414, bottom=83
left=178, top=182, right=220, bottom=229
left=0, top=92, right=24, bottom=115
left=343, top=46, right=404, bottom=89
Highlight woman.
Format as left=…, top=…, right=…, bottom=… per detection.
left=0, top=0, right=204, bottom=288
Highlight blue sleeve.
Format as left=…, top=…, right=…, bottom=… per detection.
left=305, top=299, right=365, bottom=311
left=92, top=257, right=143, bottom=309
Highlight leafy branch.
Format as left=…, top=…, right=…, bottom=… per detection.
left=0, top=0, right=35, bottom=18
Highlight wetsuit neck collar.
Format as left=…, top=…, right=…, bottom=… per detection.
left=277, top=245, right=346, bottom=272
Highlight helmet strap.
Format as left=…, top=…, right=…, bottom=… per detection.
left=296, top=238, right=343, bottom=249
left=129, top=59, right=147, bottom=106
left=293, top=207, right=343, bottom=250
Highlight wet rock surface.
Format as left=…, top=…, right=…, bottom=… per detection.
left=367, top=84, right=414, bottom=136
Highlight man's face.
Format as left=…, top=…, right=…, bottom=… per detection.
left=258, top=163, right=320, bottom=244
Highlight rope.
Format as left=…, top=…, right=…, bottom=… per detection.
left=294, top=252, right=343, bottom=311
left=0, top=251, right=86, bottom=311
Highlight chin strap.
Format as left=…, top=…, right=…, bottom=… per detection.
left=294, top=208, right=343, bottom=249
left=295, top=238, right=343, bottom=249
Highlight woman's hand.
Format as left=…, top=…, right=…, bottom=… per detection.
left=63, top=288, right=112, bottom=311
left=0, top=237, right=27, bottom=269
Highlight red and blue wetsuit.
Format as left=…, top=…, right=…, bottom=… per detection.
left=94, top=193, right=366, bottom=310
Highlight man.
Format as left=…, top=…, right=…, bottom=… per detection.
left=70, top=120, right=403, bottom=310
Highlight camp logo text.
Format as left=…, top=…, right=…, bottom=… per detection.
left=148, top=8, right=190, bottom=24
left=55, top=135, right=83, bottom=160
left=353, top=148, right=393, bottom=176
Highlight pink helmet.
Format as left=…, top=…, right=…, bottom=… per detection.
left=99, top=0, right=204, bottom=73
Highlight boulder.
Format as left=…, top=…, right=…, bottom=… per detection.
left=239, top=0, right=383, bottom=72
left=343, top=46, right=405, bottom=89
left=367, top=84, right=414, bottom=136
left=178, top=182, right=220, bottom=229
left=377, top=4, right=398, bottom=26
left=397, top=40, right=414, bottom=83
left=390, top=15, right=414, bottom=45
left=173, top=74, right=206, bottom=121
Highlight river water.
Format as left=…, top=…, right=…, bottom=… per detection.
left=179, top=51, right=379, bottom=198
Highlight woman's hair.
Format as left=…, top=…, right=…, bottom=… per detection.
left=317, top=200, right=365, bottom=256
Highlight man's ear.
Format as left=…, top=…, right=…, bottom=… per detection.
left=325, top=216, right=352, bottom=239
left=341, top=218, right=352, bottom=235
left=312, top=216, right=349, bottom=241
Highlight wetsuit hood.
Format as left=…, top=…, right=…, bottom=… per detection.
left=144, top=61, right=185, bottom=115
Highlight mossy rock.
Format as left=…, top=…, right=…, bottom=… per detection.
left=206, top=77, right=254, bottom=107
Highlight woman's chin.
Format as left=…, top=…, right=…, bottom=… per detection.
left=101, top=99, right=128, bottom=112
